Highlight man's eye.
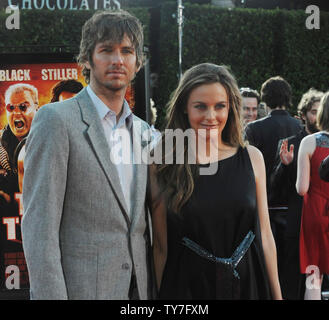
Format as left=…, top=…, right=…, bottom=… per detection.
left=122, top=48, right=134, bottom=54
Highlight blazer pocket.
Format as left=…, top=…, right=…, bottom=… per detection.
left=60, top=242, right=98, bottom=299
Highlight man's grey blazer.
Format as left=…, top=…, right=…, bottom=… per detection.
left=21, top=88, right=153, bottom=300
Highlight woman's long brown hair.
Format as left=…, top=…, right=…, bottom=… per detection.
left=156, top=63, right=244, bottom=214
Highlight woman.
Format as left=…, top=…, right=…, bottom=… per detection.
left=296, top=91, right=329, bottom=300
left=150, top=63, right=282, bottom=299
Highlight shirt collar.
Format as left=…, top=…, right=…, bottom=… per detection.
left=86, top=85, right=133, bottom=129
left=269, top=109, right=289, bottom=116
left=119, top=99, right=133, bottom=130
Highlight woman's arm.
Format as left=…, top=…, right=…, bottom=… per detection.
left=296, top=135, right=315, bottom=196
left=149, top=164, right=167, bottom=291
left=247, top=145, right=282, bottom=300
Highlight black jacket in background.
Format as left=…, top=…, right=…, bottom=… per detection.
left=244, top=109, right=302, bottom=207
left=270, top=128, right=307, bottom=237
left=269, top=129, right=308, bottom=300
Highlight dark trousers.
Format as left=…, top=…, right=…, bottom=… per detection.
left=280, top=236, right=305, bottom=300
left=269, top=209, right=287, bottom=289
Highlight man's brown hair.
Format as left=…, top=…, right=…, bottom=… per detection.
left=77, top=10, right=144, bottom=83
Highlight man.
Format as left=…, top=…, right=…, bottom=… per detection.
left=50, top=79, right=84, bottom=102
left=22, top=10, right=153, bottom=300
left=257, top=102, right=268, bottom=119
left=270, top=88, right=323, bottom=299
left=0, top=83, right=38, bottom=299
left=244, top=76, right=302, bottom=286
left=240, top=87, right=260, bottom=127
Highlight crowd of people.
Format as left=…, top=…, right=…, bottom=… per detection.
left=242, top=81, right=329, bottom=300
left=0, top=9, right=328, bottom=300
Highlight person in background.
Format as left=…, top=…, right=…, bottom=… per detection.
left=148, top=100, right=161, bottom=149
left=296, top=91, right=329, bottom=300
left=50, top=79, right=84, bottom=103
left=270, top=88, right=323, bottom=299
left=240, top=87, right=260, bottom=127
left=244, top=76, right=302, bottom=286
left=257, top=102, right=268, bottom=119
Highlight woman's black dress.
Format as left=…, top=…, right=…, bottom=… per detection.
left=159, top=146, right=272, bottom=299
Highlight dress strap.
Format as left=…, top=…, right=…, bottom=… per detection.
left=316, top=132, right=329, bottom=148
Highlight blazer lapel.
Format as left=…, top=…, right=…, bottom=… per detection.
left=76, top=88, right=130, bottom=225
left=130, top=117, right=148, bottom=229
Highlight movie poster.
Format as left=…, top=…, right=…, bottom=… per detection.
left=0, top=61, right=135, bottom=298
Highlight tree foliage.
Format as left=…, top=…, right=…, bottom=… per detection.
left=0, top=7, right=150, bottom=53
left=154, top=2, right=329, bottom=127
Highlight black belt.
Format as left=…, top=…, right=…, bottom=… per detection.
left=182, top=230, right=255, bottom=279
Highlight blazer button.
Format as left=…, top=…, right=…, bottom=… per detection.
left=122, top=263, right=130, bottom=270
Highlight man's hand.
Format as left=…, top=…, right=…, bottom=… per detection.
left=280, top=139, right=294, bottom=165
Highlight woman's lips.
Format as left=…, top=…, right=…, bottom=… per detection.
left=200, top=124, right=219, bottom=129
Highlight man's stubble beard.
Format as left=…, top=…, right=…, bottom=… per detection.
left=306, top=120, right=319, bottom=134
left=100, top=73, right=136, bottom=93
left=94, top=76, right=128, bottom=93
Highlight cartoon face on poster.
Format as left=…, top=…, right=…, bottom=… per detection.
left=0, top=62, right=135, bottom=295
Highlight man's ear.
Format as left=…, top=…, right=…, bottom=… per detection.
left=84, top=60, right=91, bottom=70
left=136, top=53, right=145, bottom=74
left=82, top=58, right=93, bottom=70
left=136, top=62, right=142, bottom=74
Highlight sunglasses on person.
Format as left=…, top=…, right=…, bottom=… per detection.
left=6, top=103, right=29, bottom=112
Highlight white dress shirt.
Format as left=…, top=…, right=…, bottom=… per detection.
left=86, top=85, right=136, bottom=219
